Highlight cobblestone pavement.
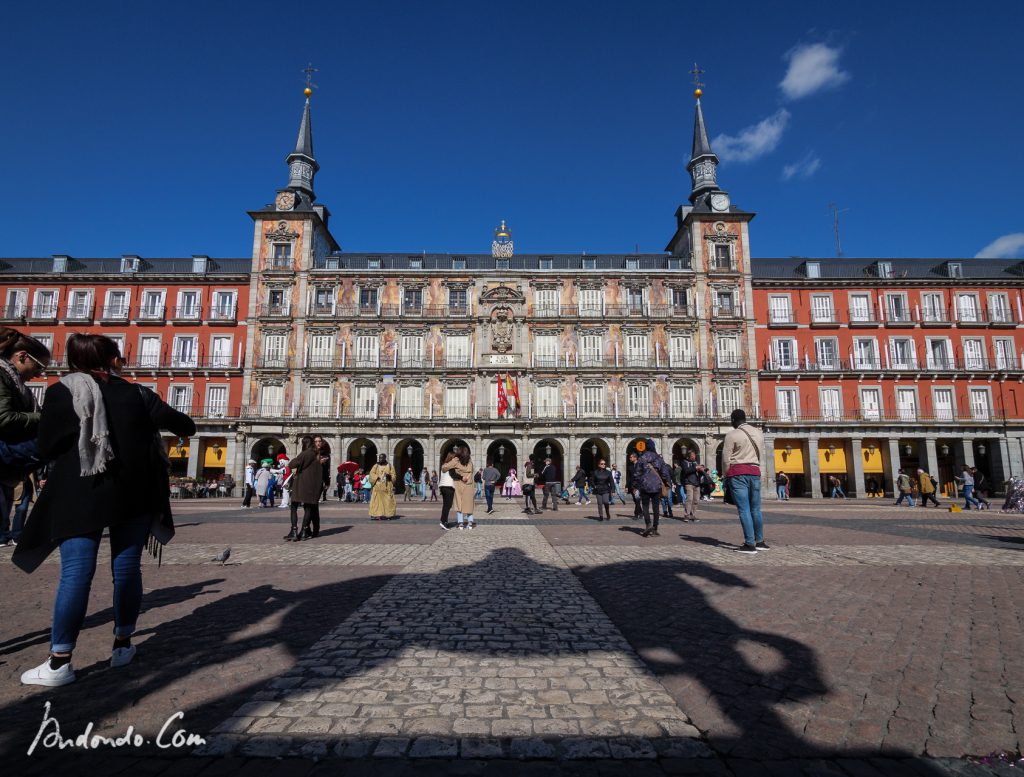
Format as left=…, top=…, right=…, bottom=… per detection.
left=3, top=501, right=1021, bottom=776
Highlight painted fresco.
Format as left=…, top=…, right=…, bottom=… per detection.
left=425, top=327, right=443, bottom=364
left=605, top=280, right=622, bottom=307
left=559, top=326, right=578, bottom=361
left=382, top=281, right=401, bottom=307
left=339, top=279, right=356, bottom=305
left=560, top=280, right=575, bottom=307
left=425, top=378, right=444, bottom=413
left=427, top=280, right=445, bottom=308
left=381, top=328, right=398, bottom=364
left=606, top=376, right=625, bottom=409
left=338, top=326, right=353, bottom=363
left=377, top=381, right=396, bottom=416
left=649, top=280, right=667, bottom=307
left=652, top=378, right=670, bottom=414
left=336, top=380, right=352, bottom=415
left=651, top=325, right=668, bottom=357
left=606, top=325, right=622, bottom=361
left=559, top=376, right=577, bottom=409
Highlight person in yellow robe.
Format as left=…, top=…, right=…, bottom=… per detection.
left=368, top=454, right=397, bottom=520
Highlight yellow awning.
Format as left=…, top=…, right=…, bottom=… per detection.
left=204, top=440, right=227, bottom=468
left=167, top=440, right=189, bottom=459
left=861, top=440, right=884, bottom=473
left=774, top=440, right=804, bottom=472
left=818, top=441, right=847, bottom=474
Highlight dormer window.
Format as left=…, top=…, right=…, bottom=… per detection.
left=582, top=258, right=596, bottom=270
left=120, top=256, right=140, bottom=273
left=805, top=261, right=821, bottom=279
left=410, top=257, right=422, bottom=269
left=452, top=258, right=466, bottom=270
left=877, top=261, right=893, bottom=278
left=948, top=262, right=963, bottom=278
left=625, top=258, right=640, bottom=270
left=539, top=258, right=553, bottom=270
left=368, top=257, right=381, bottom=269
left=496, top=259, right=509, bottom=270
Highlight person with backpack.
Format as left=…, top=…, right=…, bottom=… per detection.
left=631, top=438, right=672, bottom=538
left=917, top=468, right=941, bottom=507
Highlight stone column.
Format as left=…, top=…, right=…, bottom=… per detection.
left=567, top=434, right=578, bottom=478
left=850, top=437, right=865, bottom=498
left=762, top=434, right=776, bottom=493
left=996, top=436, right=1013, bottom=491
left=923, top=438, right=940, bottom=480
left=232, top=432, right=246, bottom=480
left=887, top=438, right=902, bottom=498
left=186, top=436, right=202, bottom=478
left=807, top=436, right=821, bottom=498
left=959, top=438, right=976, bottom=469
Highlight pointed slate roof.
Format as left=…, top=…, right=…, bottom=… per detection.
left=292, top=98, right=314, bottom=159
left=690, top=99, right=716, bottom=162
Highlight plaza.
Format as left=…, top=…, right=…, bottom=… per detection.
left=2, top=497, right=1021, bottom=775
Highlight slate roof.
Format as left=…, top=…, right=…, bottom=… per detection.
left=0, top=257, right=251, bottom=275
left=313, top=254, right=683, bottom=271
left=752, top=257, right=1024, bottom=281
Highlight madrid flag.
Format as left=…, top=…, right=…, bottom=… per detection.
left=497, top=375, right=509, bottom=418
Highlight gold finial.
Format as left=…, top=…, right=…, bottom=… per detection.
left=302, top=62, right=319, bottom=98
left=690, top=62, right=705, bottom=100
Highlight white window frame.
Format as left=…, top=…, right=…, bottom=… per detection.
left=578, top=288, right=603, bottom=317
left=535, top=289, right=559, bottom=317
left=815, top=337, right=840, bottom=370
left=445, top=335, right=470, bottom=368
left=716, top=336, right=739, bottom=369
left=536, top=385, right=559, bottom=418
left=670, top=335, right=693, bottom=367
left=582, top=385, right=604, bottom=416
left=853, top=338, right=879, bottom=369
left=988, top=292, right=1013, bottom=324
left=355, top=334, right=379, bottom=368
left=308, top=334, right=333, bottom=369
left=211, top=289, right=237, bottom=320
left=67, top=289, right=93, bottom=319
left=4, top=288, right=27, bottom=318
left=446, top=386, right=469, bottom=418
left=932, top=386, right=956, bottom=421
left=921, top=292, right=946, bottom=323
left=993, top=337, right=1015, bottom=370
left=969, top=387, right=992, bottom=420
left=848, top=293, right=873, bottom=323
left=886, top=292, right=910, bottom=323
left=401, top=334, right=424, bottom=367
left=168, top=384, right=193, bottom=414
left=260, top=384, right=284, bottom=416
left=718, top=385, right=741, bottom=416
left=139, top=289, right=166, bottom=320
left=769, top=295, right=793, bottom=324
left=859, top=386, right=883, bottom=421
left=32, top=289, right=59, bottom=318
left=580, top=334, right=603, bottom=367
left=138, top=335, right=162, bottom=367
left=895, top=386, right=919, bottom=421
left=306, top=385, right=332, bottom=418
left=171, top=335, right=198, bottom=368
left=625, top=334, right=649, bottom=368
left=888, top=337, right=917, bottom=370
left=534, top=334, right=559, bottom=368
left=810, top=294, right=834, bottom=324
left=104, top=289, right=130, bottom=319
left=263, top=334, right=288, bottom=368
left=206, top=384, right=229, bottom=417
left=175, top=289, right=201, bottom=320
left=772, top=338, right=798, bottom=371
left=399, top=385, right=423, bottom=418
left=819, top=386, right=842, bottom=421
left=962, top=337, right=986, bottom=370
left=626, top=384, right=650, bottom=418
left=956, top=292, right=980, bottom=323
left=671, top=384, right=695, bottom=418
left=775, top=387, right=800, bottom=421
left=926, top=337, right=954, bottom=370
left=353, top=385, right=378, bottom=418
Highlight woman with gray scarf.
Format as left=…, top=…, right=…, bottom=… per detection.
left=14, top=334, right=195, bottom=687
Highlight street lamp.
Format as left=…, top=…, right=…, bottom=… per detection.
left=591, top=444, right=598, bottom=457
left=498, top=444, right=505, bottom=458
left=978, top=443, right=987, bottom=455
left=904, top=444, right=912, bottom=456
left=828, top=444, right=837, bottom=456
left=267, top=443, right=274, bottom=456
left=867, top=443, right=876, bottom=456
left=407, top=444, right=413, bottom=459
left=545, top=444, right=552, bottom=457
left=360, top=444, right=367, bottom=458
left=784, top=444, right=793, bottom=456
left=940, top=443, right=950, bottom=456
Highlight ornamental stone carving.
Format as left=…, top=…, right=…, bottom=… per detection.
left=490, top=306, right=515, bottom=353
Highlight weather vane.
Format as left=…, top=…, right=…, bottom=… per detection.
left=302, top=62, right=319, bottom=95
left=689, top=62, right=705, bottom=98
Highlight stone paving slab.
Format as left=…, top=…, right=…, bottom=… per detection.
left=34, top=542, right=433, bottom=567
left=555, top=544, right=1024, bottom=567
left=203, top=526, right=708, bottom=760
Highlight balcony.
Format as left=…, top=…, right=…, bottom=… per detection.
left=62, top=303, right=95, bottom=323
left=307, top=303, right=337, bottom=320
left=921, top=308, right=951, bottom=327
left=170, top=306, right=202, bottom=323
left=987, top=308, right=1017, bottom=327
left=122, top=356, right=240, bottom=371
left=714, top=356, right=746, bottom=371
left=256, top=356, right=290, bottom=370
left=305, top=356, right=339, bottom=370
left=671, top=304, right=697, bottom=319
left=207, top=305, right=238, bottom=324
left=711, top=304, right=743, bottom=321
left=809, top=311, right=839, bottom=327
left=761, top=408, right=1006, bottom=426
left=884, top=310, right=915, bottom=328
left=0, top=304, right=27, bottom=322
left=848, top=311, right=880, bottom=327
left=257, top=304, right=291, bottom=319
left=100, top=305, right=131, bottom=323
left=768, top=311, right=797, bottom=327
left=28, top=304, right=59, bottom=322
left=134, top=305, right=167, bottom=324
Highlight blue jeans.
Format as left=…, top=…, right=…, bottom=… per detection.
left=963, top=485, right=982, bottom=510
left=895, top=491, right=915, bottom=506
left=831, top=486, right=845, bottom=498
left=729, top=474, right=764, bottom=547
left=51, top=520, right=151, bottom=653
left=475, top=482, right=483, bottom=499
left=614, top=484, right=626, bottom=504
left=484, top=485, right=495, bottom=511
left=660, top=495, right=673, bottom=515
left=456, top=510, right=475, bottom=525
left=776, top=485, right=787, bottom=500
left=676, top=485, right=687, bottom=504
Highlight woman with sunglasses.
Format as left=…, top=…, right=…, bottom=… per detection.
left=0, top=328, right=51, bottom=546
left=590, top=459, right=615, bottom=521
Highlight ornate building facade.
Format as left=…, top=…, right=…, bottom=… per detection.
left=4, top=89, right=1023, bottom=495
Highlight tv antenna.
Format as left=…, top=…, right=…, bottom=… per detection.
left=828, top=202, right=850, bottom=258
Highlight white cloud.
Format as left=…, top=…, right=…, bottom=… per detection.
left=713, top=109, right=791, bottom=163
left=975, top=233, right=1024, bottom=259
left=782, top=152, right=821, bottom=180
left=780, top=43, right=850, bottom=100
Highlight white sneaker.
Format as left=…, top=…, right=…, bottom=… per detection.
left=111, top=644, right=137, bottom=668
left=21, top=658, right=76, bottom=687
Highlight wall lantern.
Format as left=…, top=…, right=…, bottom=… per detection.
left=978, top=443, right=987, bottom=455
left=498, top=444, right=506, bottom=458
left=360, top=444, right=367, bottom=458
left=406, top=444, right=413, bottom=458
left=784, top=444, right=793, bottom=456
left=545, top=444, right=552, bottom=456
left=940, top=443, right=950, bottom=456
left=591, top=444, right=598, bottom=457
left=867, top=444, right=877, bottom=456
left=828, top=444, right=837, bottom=456
left=904, top=444, right=912, bottom=456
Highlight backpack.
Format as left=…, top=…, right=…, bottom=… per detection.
left=930, top=475, right=938, bottom=488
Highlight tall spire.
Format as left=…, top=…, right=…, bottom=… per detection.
left=285, top=86, right=319, bottom=201
left=685, top=66, right=720, bottom=204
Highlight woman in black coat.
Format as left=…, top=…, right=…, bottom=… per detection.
left=283, top=436, right=325, bottom=541
left=14, top=334, right=195, bottom=687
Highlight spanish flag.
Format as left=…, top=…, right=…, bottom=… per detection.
left=505, top=373, right=520, bottom=417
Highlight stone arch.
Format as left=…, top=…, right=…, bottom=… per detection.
left=672, top=437, right=702, bottom=465
left=532, top=438, right=565, bottom=482
left=347, top=437, right=378, bottom=473
left=393, top=438, right=425, bottom=493
left=251, top=436, right=287, bottom=464
left=579, top=437, right=611, bottom=475
left=486, top=438, right=518, bottom=481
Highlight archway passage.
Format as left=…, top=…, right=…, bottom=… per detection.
left=394, top=439, right=425, bottom=494
left=579, top=438, right=610, bottom=475
left=251, top=437, right=287, bottom=466
left=672, top=438, right=700, bottom=465
left=439, top=438, right=471, bottom=471
left=347, top=438, right=378, bottom=473
left=486, top=439, right=518, bottom=483
left=532, top=439, right=564, bottom=483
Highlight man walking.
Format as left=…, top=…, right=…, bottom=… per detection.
left=722, top=409, right=767, bottom=554
left=571, top=466, right=591, bottom=505
left=611, top=464, right=627, bottom=504
left=541, top=458, right=559, bottom=511
left=403, top=468, right=415, bottom=501
left=955, top=464, right=984, bottom=510
left=917, top=468, right=941, bottom=507
left=894, top=468, right=915, bottom=507
left=972, top=467, right=992, bottom=509
left=482, top=461, right=501, bottom=514
left=522, top=457, right=539, bottom=514
left=681, top=450, right=702, bottom=522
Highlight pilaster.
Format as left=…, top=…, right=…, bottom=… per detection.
left=850, top=437, right=865, bottom=498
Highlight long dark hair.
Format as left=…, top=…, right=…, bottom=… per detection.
left=300, top=436, right=314, bottom=451
left=457, top=448, right=471, bottom=466
left=66, top=333, right=120, bottom=375
left=0, top=327, right=51, bottom=362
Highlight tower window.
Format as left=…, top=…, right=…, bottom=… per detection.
left=272, top=244, right=291, bottom=267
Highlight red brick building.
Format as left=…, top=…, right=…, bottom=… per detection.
left=753, top=258, right=1024, bottom=497
left=0, top=255, right=249, bottom=478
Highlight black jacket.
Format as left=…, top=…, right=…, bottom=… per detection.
left=591, top=467, right=614, bottom=495
left=13, top=376, right=195, bottom=573
left=541, top=464, right=558, bottom=483
left=681, top=459, right=702, bottom=486
left=571, top=470, right=589, bottom=488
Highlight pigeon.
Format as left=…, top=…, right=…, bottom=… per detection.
left=212, top=547, right=231, bottom=565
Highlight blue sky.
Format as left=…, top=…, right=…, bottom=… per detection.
left=2, top=0, right=1022, bottom=260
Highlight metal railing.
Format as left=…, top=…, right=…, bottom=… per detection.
left=0, top=304, right=27, bottom=320
left=207, top=305, right=237, bottom=322
left=100, top=305, right=131, bottom=321
left=135, top=305, right=167, bottom=322
left=257, top=304, right=291, bottom=317
left=171, top=306, right=202, bottom=321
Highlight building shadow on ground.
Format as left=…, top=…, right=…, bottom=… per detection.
left=0, top=548, right=997, bottom=776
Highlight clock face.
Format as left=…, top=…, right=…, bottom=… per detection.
left=276, top=192, right=296, bottom=211
left=711, top=194, right=730, bottom=211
